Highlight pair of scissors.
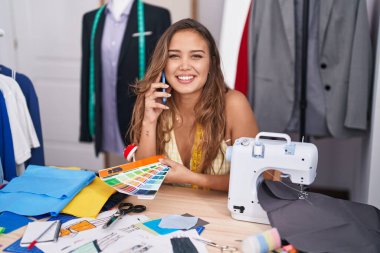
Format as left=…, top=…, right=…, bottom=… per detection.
left=194, top=238, right=238, bottom=252
left=103, top=203, right=146, bottom=229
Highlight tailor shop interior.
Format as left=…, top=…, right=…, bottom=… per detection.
left=1, top=0, right=380, bottom=252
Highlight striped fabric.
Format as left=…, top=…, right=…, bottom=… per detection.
left=164, top=129, right=230, bottom=176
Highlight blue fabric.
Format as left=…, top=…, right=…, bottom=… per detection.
left=0, top=90, right=16, bottom=181
left=0, top=65, right=45, bottom=166
left=0, top=211, right=33, bottom=234
left=0, top=157, right=3, bottom=183
left=4, top=238, right=43, bottom=253
left=143, top=218, right=179, bottom=235
left=0, top=165, right=95, bottom=216
left=47, top=213, right=77, bottom=223
left=195, top=226, right=205, bottom=235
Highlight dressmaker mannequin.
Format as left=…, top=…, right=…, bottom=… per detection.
left=80, top=0, right=171, bottom=157
left=109, top=0, right=133, bottom=20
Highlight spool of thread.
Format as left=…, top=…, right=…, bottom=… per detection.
left=123, top=144, right=138, bottom=162
left=241, top=228, right=281, bottom=253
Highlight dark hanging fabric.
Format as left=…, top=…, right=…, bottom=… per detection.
left=286, top=0, right=329, bottom=137
left=258, top=180, right=380, bottom=253
left=0, top=90, right=16, bottom=181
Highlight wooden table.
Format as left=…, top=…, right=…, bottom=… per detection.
left=0, top=185, right=270, bottom=252
left=132, top=185, right=271, bottom=251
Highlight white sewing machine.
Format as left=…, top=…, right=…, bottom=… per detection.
left=227, top=132, right=318, bottom=224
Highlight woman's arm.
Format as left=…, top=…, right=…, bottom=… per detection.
left=160, top=158, right=230, bottom=191
left=135, top=120, right=159, bottom=159
left=134, top=75, right=170, bottom=160
left=225, top=90, right=259, bottom=142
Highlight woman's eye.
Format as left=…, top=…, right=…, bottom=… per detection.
left=192, top=54, right=203, bottom=59
left=168, top=54, right=179, bottom=59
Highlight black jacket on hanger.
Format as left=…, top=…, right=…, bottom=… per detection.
left=80, top=1, right=171, bottom=155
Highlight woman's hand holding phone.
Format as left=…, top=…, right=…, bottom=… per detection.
left=143, top=71, right=170, bottom=124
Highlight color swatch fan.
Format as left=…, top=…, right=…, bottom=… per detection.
left=99, top=155, right=169, bottom=200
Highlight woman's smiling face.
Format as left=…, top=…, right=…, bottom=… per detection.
left=165, top=29, right=210, bottom=97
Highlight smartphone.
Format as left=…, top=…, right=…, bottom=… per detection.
left=161, top=71, right=167, bottom=104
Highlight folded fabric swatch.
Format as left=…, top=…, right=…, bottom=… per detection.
left=61, top=176, right=116, bottom=218
left=0, top=165, right=95, bottom=216
left=159, top=214, right=198, bottom=230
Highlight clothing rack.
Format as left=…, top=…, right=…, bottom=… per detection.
left=300, top=0, right=310, bottom=142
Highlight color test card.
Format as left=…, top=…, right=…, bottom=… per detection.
left=99, top=155, right=170, bottom=200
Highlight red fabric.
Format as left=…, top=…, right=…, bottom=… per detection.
left=124, top=143, right=137, bottom=160
left=234, top=3, right=251, bottom=95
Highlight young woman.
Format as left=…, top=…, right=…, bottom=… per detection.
left=129, top=19, right=259, bottom=191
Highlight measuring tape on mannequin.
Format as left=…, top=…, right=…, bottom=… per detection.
left=88, top=0, right=145, bottom=137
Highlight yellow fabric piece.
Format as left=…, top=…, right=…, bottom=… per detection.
left=60, top=170, right=116, bottom=218
left=62, top=176, right=115, bottom=218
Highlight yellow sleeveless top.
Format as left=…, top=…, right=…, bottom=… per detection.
left=164, top=124, right=231, bottom=176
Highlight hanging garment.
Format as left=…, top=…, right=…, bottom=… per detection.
left=258, top=180, right=380, bottom=253
left=234, top=1, right=251, bottom=95
left=0, top=65, right=45, bottom=166
left=248, top=0, right=372, bottom=138
left=0, top=74, right=40, bottom=165
left=286, top=0, right=329, bottom=137
left=219, top=0, right=252, bottom=88
left=0, top=91, right=16, bottom=181
left=80, top=0, right=171, bottom=155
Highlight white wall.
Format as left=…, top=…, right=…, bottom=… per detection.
left=197, top=0, right=225, bottom=46
left=0, top=0, right=17, bottom=68
left=144, top=0, right=193, bottom=23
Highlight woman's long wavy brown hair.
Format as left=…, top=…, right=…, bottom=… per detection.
left=129, top=18, right=228, bottom=174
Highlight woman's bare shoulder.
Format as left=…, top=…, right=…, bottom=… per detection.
left=225, top=89, right=258, bottom=138
left=225, top=89, right=250, bottom=109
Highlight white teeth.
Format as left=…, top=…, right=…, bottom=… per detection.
left=178, top=76, right=194, bottom=81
